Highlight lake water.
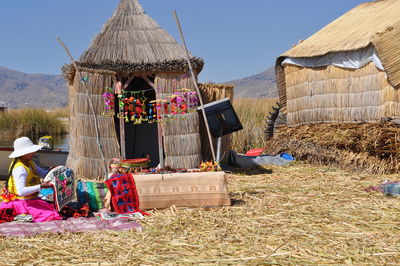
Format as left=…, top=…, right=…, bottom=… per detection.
left=0, top=134, right=69, bottom=151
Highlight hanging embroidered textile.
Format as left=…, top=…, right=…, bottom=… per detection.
left=102, top=88, right=115, bottom=116
left=101, top=78, right=199, bottom=123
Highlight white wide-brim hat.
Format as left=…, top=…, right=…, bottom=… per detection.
left=9, top=137, right=41, bottom=158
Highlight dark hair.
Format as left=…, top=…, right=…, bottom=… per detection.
left=5, top=159, right=17, bottom=189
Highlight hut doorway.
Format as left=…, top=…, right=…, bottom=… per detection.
left=115, top=76, right=159, bottom=167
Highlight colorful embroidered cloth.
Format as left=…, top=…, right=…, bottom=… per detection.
left=0, top=217, right=142, bottom=237
left=105, top=173, right=145, bottom=214
left=0, top=208, right=16, bottom=223
left=43, top=166, right=75, bottom=211
left=76, top=181, right=109, bottom=212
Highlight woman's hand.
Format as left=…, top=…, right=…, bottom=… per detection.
left=40, top=181, right=53, bottom=189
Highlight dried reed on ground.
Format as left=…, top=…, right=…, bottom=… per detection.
left=265, top=123, right=400, bottom=174
left=0, top=108, right=67, bottom=140
left=231, top=98, right=277, bottom=153
left=1, top=163, right=399, bottom=264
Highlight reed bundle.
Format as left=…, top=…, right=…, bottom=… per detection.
left=265, top=122, right=400, bottom=174
left=2, top=163, right=400, bottom=264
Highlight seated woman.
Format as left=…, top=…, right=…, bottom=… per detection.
left=0, top=137, right=62, bottom=222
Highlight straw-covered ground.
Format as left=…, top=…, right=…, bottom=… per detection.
left=1, top=163, right=400, bottom=265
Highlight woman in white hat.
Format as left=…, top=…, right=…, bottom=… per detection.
left=0, top=137, right=62, bottom=222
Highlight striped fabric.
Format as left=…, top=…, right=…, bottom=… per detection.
left=76, top=181, right=109, bottom=212
left=0, top=217, right=142, bottom=237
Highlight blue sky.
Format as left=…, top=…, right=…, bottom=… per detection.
left=0, top=0, right=366, bottom=82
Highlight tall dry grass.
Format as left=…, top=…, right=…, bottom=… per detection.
left=50, top=107, right=69, bottom=118
left=0, top=108, right=67, bottom=140
left=231, top=98, right=278, bottom=153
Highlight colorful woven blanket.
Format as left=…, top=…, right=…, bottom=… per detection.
left=105, top=173, right=147, bottom=215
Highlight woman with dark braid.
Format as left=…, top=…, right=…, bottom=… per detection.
left=0, top=137, right=62, bottom=222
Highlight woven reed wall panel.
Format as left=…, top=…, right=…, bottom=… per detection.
left=284, top=62, right=399, bottom=125
left=275, top=59, right=288, bottom=111
left=164, top=155, right=202, bottom=170
left=67, top=71, right=120, bottom=180
left=373, top=21, right=400, bottom=89
left=199, top=83, right=234, bottom=103
left=155, top=73, right=202, bottom=168
left=163, top=133, right=201, bottom=156
left=198, top=83, right=235, bottom=162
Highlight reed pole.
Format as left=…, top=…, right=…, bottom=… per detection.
left=173, top=11, right=216, bottom=161
left=56, top=37, right=108, bottom=178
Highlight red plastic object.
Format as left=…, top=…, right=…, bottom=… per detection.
left=246, top=148, right=263, bottom=156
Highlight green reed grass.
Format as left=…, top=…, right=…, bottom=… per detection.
left=231, top=98, right=278, bottom=153
left=0, top=108, right=67, bottom=139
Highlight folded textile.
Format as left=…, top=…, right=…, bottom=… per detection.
left=0, top=217, right=142, bottom=237
left=13, top=214, right=33, bottom=222
left=105, top=173, right=147, bottom=215
left=94, top=212, right=144, bottom=221
left=364, top=181, right=400, bottom=193
left=60, top=203, right=92, bottom=219
left=383, top=183, right=400, bottom=196
left=76, top=181, right=109, bottom=212
left=0, top=208, right=16, bottom=223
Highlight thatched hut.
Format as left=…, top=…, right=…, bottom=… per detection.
left=62, top=0, right=212, bottom=179
left=275, top=0, right=400, bottom=126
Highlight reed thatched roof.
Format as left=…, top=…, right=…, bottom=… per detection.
left=281, top=0, right=400, bottom=58
left=71, top=0, right=203, bottom=74
left=277, top=0, right=400, bottom=93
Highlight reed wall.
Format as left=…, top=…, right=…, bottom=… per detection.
left=283, top=62, right=400, bottom=125
left=67, top=71, right=120, bottom=180
left=155, top=73, right=202, bottom=169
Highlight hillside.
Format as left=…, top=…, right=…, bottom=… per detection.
left=0, top=66, right=67, bottom=109
left=0, top=65, right=278, bottom=109
left=227, top=66, right=278, bottom=98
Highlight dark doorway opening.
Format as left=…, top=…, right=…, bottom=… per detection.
left=114, top=76, right=159, bottom=167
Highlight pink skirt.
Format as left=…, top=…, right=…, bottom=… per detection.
left=0, top=199, right=62, bottom=222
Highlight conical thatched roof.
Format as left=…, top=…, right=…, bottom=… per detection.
left=74, top=0, right=203, bottom=74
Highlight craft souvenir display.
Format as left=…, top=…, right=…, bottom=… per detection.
left=108, top=157, right=150, bottom=174
left=43, top=166, right=75, bottom=211
left=103, top=83, right=199, bottom=123
left=199, top=161, right=222, bottom=172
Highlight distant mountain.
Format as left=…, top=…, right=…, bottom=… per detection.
left=0, top=65, right=278, bottom=108
left=0, top=66, right=67, bottom=109
left=227, top=66, right=278, bottom=98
